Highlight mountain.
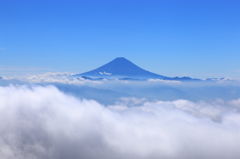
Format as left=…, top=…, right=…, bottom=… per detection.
left=73, top=57, right=166, bottom=80
left=72, top=57, right=200, bottom=81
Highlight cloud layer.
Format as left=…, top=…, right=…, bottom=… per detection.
left=0, top=85, right=240, bottom=159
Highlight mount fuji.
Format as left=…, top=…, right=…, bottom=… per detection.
left=72, top=57, right=200, bottom=81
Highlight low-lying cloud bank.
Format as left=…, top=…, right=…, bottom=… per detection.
left=0, top=85, right=240, bottom=159
left=2, top=72, right=240, bottom=85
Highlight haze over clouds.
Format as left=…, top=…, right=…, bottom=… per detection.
left=0, top=85, right=240, bottom=159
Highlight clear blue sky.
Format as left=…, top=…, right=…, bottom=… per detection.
left=0, top=0, right=239, bottom=78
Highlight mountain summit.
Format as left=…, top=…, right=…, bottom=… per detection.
left=73, top=57, right=166, bottom=80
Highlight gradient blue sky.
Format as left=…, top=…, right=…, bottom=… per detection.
left=0, top=0, right=239, bottom=78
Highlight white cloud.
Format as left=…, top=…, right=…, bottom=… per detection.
left=0, top=85, right=240, bottom=159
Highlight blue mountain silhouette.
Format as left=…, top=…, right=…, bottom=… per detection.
left=73, top=57, right=166, bottom=79
left=73, top=57, right=200, bottom=81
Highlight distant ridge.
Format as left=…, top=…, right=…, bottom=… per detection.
left=72, top=57, right=200, bottom=81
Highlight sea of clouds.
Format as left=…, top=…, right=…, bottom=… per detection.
left=2, top=72, right=240, bottom=83
left=0, top=84, right=240, bottom=159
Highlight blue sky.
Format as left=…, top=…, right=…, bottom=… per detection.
left=0, top=0, right=239, bottom=78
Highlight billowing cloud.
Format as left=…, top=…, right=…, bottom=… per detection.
left=0, top=85, right=240, bottom=159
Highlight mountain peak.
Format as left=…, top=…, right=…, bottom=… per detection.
left=111, top=57, right=132, bottom=63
